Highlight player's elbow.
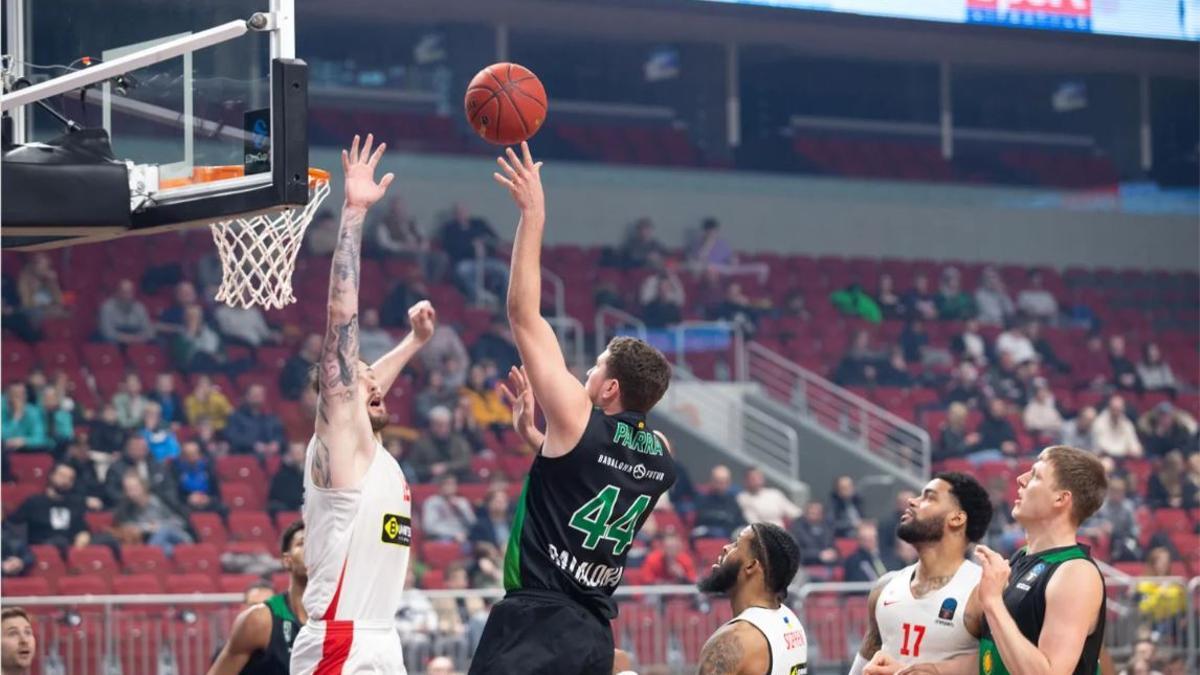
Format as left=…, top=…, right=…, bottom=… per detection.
left=505, top=297, right=539, bottom=326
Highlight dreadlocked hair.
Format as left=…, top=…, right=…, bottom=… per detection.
left=749, top=522, right=802, bottom=601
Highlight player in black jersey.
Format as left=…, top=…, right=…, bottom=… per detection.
left=208, top=520, right=307, bottom=675
left=472, top=142, right=676, bottom=675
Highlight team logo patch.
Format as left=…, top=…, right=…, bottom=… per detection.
left=1024, top=562, right=1047, bottom=583
left=938, top=597, right=958, bottom=621
left=381, top=513, right=412, bottom=546
left=982, top=649, right=994, bottom=675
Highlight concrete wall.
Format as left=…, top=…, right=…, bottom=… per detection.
left=311, top=147, right=1200, bottom=272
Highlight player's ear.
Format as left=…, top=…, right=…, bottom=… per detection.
left=948, top=510, right=966, bottom=531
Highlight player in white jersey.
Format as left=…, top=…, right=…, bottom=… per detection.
left=696, top=523, right=808, bottom=675
left=852, top=473, right=993, bottom=675
left=289, top=133, right=438, bottom=675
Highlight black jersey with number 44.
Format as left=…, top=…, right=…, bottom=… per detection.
left=503, top=408, right=677, bottom=619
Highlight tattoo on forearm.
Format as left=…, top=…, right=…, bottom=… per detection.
left=311, top=436, right=332, bottom=487
left=699, top=631, right=744, bottom=675
left=317, top=206, right=364, bottom=415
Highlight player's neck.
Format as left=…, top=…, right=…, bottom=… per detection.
left=289, top=579, right=309, bottom=624
left=730, top=585, right=779, bottom=616
left=601, top=402, right=625, bottom=416
left=914, top=541, right=966, bottom=580
left=1022, top=517, right=1079, bottom=554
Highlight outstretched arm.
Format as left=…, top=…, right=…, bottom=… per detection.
left=494, top=143, right=591, bottom=458
left=370, top=301, right=436, bottom=393
left=206, top=605, right=270, bottom=675
left=312, top=133, right=395, bottom=489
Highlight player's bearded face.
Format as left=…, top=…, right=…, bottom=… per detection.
left=697, top=551, right=742, bottom=594
left=897, top=510, right=946, bottom=544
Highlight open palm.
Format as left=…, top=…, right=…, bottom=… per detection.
left=342, top=133, right=394, bottom=209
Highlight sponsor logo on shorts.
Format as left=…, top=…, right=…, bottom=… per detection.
left=596, top=454, right=665, bottom=482
left=381, top=513, right=412, bottom=546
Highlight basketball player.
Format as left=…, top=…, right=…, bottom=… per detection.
left=0, top=608, right=35, bottom=675
left=208, top=520, right=307, bottom=675
left=867, top=446, right=1109, bottom=675
left=470, top=142, right=676, bottom=675
left=695, top=523, right=807, bottom=675
left=851, top=473, right=993, bottom=675
left=289, top=133, right=437, bottom=675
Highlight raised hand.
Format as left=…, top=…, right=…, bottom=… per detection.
left=864, top=652, right=903, bottom=675
left=493, top=141, right=544, bottom=215
left=497, top=365, right=539, bottom=443
left=974, top=545, right=1011, bottom=611
left=407, top=300, right=437, bottom=343
left=342, top=133, right=395, bottom=210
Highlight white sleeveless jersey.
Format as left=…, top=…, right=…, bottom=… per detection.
left=876, top=559, right=981, bottom=666
left=725, top=605, right=809, bottom=675
left=301, top=437, right=412, bottom=623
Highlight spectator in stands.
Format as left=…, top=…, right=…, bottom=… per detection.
left=902, top=273, right=939, bottom=321
left=1146, top=450, right=1198, bottom=510
left=193, top=418, right=229, bottom=457
left=1107, top=335, right=1140, bottom=391
left=373, top=196, right=444, bottom=280
left=355, top=308, right=394, bottom=364
left=1092, top=395, right=1143, bottom=459
left=935, top=402, right=979, bottom=461
left=409, top=406, right=474, bottom=483
left=995, top=319, right=1036, bottom=365
left=686, top=217, right=735, bottom=273
left=1136, top=343, right=1177, bottom=392
left=710, top=282, right=772, bottom=333
left=830, top=282, right=882, bottom=323
left=305, top=210, right=338, bottom=256
left=830, top=475, right=865, bottom=538
left=418, top=324, right=470, bottom=385
left=1022, top=380, right=1064, bottom=440
left=37, top=386, right=73, bottom=451
left=832, top=330, right=883, bottom=387
left=104, top=435, right=179, bottom=509
left=279, top=333, right=322, bottom=401
left=1138, top=402, right=1198, bottom=460
left=214, top=302, right=279, bottom=352
left=875, top=273, right=903, bottom=320
left=1, top=511, right=34, bottom=578
left=843, top=521, right=889, bottom=582
left=171, top=304, right=226, bottom=373
left=280, top=387, right=319, bottom=444
left=88, top=403, right=127, bottom=454
left=789, top=501, right=839, bottom=566
left=184, top=374, right=233, bottom=430
left=1061, top=406, right=1097, bottom=452
left=10, top=463, right=90, bottom=551
left=396, top=570, right=439, bottom=665
left=639, top=266, right=686, bottom=328
left=268, top=442, right=306, bottom=517
left=111, top=373, right=149, bottom=430
left=1136, top=547, right=1187, bottom=635
left=898, top=320, right=929, bottom=364
left=468, top=488, right=511, bottom=559
left=1074, top=334, right=1111, bottom=389
left=61, top=440, right=104, bottom=510
left=381, top=268, right=431, bottom=328
left=1016, top=270, right=1059, bottom=323
left=440, top=202, right=508, bottom=304
left=139, top=401, right=181, bottom=463
left=1, top=383, right=48, bottom=452
left=16, top=253, right=66, bottom=325
left=736, top=468, right=801, bottom=528
left=434, top=563, right=488, bottom=654
left=612, top=217, right=668, bottom=270
left=974, top=266, right=1015, bottom=326
left=2, top=271, right=42, bottom=342
left=942, top=362, right=982, bottom=409
left=1081, top=475, right=1141, bottom=563
left=877, top=347, right=915, bottom=387
left=640, top=529, right=697, bottom=584
left=972, top=397, right=1019, bottom=461
left=415, top=371, right=462, bottom=427
left=470, top=316, right=521, bottom=376
left=172, top=440, right=222, bottom=515
left=113, top=471, right=193, bottom=557
left=422, top=474, right=477, bottom=543
left=692, top=465, right=746, bottom=540
left=781, top=291, right=811, bottom=321
left=1025, top=321, right=1069, bottom=374
left=936, top=267, right=975, bottom=321
left=156, top=280, right=203, bottom=335
left=147, top=373, right=183, bottom=425
left=98, top=279, right=155, bottom=344
left=460, top=363, right=510, bottom=433
left=225, top=384, right=287, bottom=456
left=951, top=318, right=988, bottom=365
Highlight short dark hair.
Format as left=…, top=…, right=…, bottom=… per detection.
left=1, top=607, right=30, bottom=624
left=934, top=472, right=994, bottom=542
left=604, top=337, right=671, bottom=413
left=244, top=580, right=273, bottom=597
left=1041, top=445, right=1108, bottom=526
left=749, top=523, right=801, bottom=601
left=280, top=519, right=305, bottom=554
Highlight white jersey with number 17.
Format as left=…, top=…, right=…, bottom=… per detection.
left=875, top=559, right=981, bottom=666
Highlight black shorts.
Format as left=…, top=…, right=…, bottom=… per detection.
left=468, top=590, right=614, bottom=675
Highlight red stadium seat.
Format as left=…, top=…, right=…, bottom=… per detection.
left=220, top=483, right=265, bottom=511
left=172, top=544, right=221, bottom=577
left=1, top=483, right=40, bottom=517
left=693, top=538, right=728, bottom=568
left=165, top=573, right=218, bottom=594
left=121, top=544, right=171, bottom=578
left=58, top=573, right=111, bottom=595
left=189, top=512, right=228, bottom=545
left=68, top=545, right=118, bottom=576
left=112, top=573, right=165, bottom=595
left=216, top=455, right=266, bottom=486
left=421, top=540, right=464, bottom=570
left=219, top=574, right=265, bottom=594
left=2, top=576, right=52, bottom=596
left=420, top=569, right=446, bottom=589
left=228, top=510, right=277, bottom=547
left=8, top=453, right=53, bottom=487
left=28, top=544, right=65, bottom=587
left=274, top=510, right=302, bottom=533
left=1152, top=509, right=1191, bottom=535
left=834, top=538, right=859, bottom=560
left=84, top=510, right=114, bottom=532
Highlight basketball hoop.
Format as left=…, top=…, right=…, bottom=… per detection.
left=165, top=166, right=331, bottom=309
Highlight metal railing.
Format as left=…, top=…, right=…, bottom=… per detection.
left=740, top=341, right=931, bottom=484
left=594, top=306, right=649, bottom=347
left=8, top=574, right=1194, bottom=675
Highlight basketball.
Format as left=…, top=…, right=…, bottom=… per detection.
left=464, top=62, right=548, bottom=146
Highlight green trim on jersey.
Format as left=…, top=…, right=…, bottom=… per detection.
left=265, top=593, right=296, bottom=624
left=503, top=478, right=530, bottom=590
left=1039, top=545, right=1088, bottom=565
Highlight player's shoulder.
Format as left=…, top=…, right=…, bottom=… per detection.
left=229, top=602, right=273, bottom=649
left=701, top=620, right=770, bottom=675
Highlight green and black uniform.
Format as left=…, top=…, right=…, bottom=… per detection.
left=470, top=409, right=677, bottom=675
left=979, top=544, right=1106, bottom=675
left=239, top=593, right=301, bottom=675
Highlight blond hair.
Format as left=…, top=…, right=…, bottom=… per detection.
left=1040, top=445, right=1107, bottom=526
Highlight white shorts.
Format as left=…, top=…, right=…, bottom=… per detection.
left=290, top=620, right=407, bottom=675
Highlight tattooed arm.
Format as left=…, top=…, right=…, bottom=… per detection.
left=853, top=572, right=896, bottom=675
left=312, top=133, right=395, bottom=489
left=697, top=621, right=768, bottom=675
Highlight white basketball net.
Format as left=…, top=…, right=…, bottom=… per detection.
left=209, top=176, right=331, bottom=310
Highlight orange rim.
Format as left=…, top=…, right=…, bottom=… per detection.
left=159, top=166, right=329, bottom=190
